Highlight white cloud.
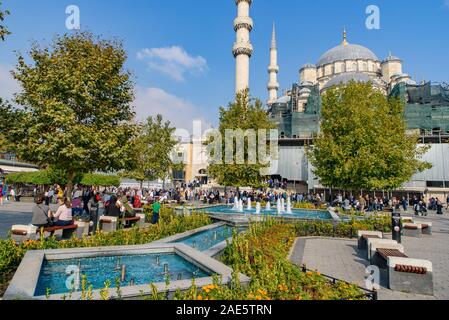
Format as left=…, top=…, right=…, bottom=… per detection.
left=0, top=64, right=20, bottom=101
left=134, top=86, right=212, bottom=132
left=137, top=46, right=208, bottom=82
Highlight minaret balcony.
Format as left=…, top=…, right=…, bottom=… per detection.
left=235, top=0, right=252, bottom=5
left=268, top=65, right=279, bottom=73
left=234, top=17, right=253, bottom=32
left=233, top=42, right=254, bottom=57
left=268, top=82, right=280, bottom=91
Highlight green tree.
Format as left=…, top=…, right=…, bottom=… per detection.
left=0, top=1, right=10, bottom=41
left=307, top=81, right=431, bottom=192
left=207, top=90, right=277, bottom=188
left=0, top=98, right=12, bottom=153
left=123, top=115, right=179, bottom=188
left=0, top=32, right=137, bottom=196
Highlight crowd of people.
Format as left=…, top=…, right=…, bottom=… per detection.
left=29, top=185, right=169, bottom=230
left=1, top=179, right=448, bottom=231
left=0, top=183, right=24, bottom=205
left=332, top=193, right=448, bottom=215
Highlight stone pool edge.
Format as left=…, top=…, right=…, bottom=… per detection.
left=3, top=243, right=250, bottom=301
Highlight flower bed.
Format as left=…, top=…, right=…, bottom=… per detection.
left=159, top=219, right=367, bottom=300
left=0, top=207, right=212, bottom=297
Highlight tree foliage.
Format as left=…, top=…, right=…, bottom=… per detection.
left=79, top=173, right=120, bottom=187
left=6, top=170, right=119, bottom=187
left=207, top=90, right=277, bottom=188
left=0, top=32, right=137, bottom=193
left=307, top=81, right=431, bottom=191
left=0, top=1, right=10, bottom=41
left=123, top=115, right=179, bottom=185
left=6, top=168, right=71, bottom=186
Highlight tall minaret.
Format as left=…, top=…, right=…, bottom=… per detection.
left=267, top=22, right=279, bottom=104
left=233, top=0, right=254, bottom=94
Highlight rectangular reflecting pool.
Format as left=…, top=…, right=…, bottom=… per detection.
left=195, top=205, right=334, bottom=220
left=4, top=244, right=251, bottom=300
left=35, top=253, right=209, bottom=296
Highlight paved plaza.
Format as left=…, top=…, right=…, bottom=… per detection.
left=0, top=201, right=59, bottom=239
left=2, top=202, right=448, bottom=300
left=289, top=212, right=449, bottom=300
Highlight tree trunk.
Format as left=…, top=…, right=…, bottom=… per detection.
left=66, top=171, right=75, bottom=200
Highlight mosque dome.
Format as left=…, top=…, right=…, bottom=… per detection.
left=322, top=72, right=373, bottom=90
left=317, top=43, right=379, bottom=67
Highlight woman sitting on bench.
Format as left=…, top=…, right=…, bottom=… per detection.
left=31, top=195, right=53, bottom=228
left=51, top=197, right=74, bottom=227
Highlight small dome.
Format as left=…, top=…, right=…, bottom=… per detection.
left=322, top=72, right=373, bottom=90
left=383, top=55, right=401, bottom=62
left=317, top=43, right=379, bottom=67
left=299, top=88, right=312, bottom=94
left=301, top=63, right=316, bottom=70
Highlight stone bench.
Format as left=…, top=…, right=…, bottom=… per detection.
left=39, top=224, right=78, bottom=239
left=387, top=257, right=434, bottom=296
left=11, top=225, right=39, bottom=243
left=357, top=230, right=383, bottom=250
left=99, top=214, right=145, bottom=233
left=366, top=238, right=401, bottom=260
left=372, top=247, right=408, bottom=269
left=402, top=223, right=421, bottom=238
left=401, top=217, right=414, bottom=224
left=414, top=221, right=432, bottom=235
left=99, top=216, right=118, bottom=233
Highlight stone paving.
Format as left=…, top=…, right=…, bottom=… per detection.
left=0, top=202, right=58, bottom=239
left=289, top=211, right=449, bottom=300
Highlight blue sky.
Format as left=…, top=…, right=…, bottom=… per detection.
left=1, top=0, right=449, bottom=131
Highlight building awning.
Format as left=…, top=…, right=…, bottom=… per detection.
left=0, top=165, right=39, bottom=173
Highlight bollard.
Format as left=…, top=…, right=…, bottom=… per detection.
left=392, top=210, right=402, bottom=243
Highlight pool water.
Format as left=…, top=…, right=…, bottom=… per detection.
left=173, top=225, right=245, bottom=252
left=35, top=253, right=209, bottom=296
left=197, top=205, right=333, bottom=220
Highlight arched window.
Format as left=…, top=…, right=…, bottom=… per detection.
left=352, top=63, right=358, bottom=71
left=362, top=63, right=367, bottom=71
left=341, top=63, right=346, bottom=73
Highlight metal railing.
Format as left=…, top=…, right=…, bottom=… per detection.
left=299, top=264, right=378, bottom=301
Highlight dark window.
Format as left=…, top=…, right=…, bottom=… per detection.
left=426, top=181, right=445, bottom=188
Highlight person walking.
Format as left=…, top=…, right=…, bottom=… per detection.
left=0, top=184, right=3, bottom=206
left=436, top=198, right=443, bottom=215
left=10, top=188, right=16, bottom=202
left=151, top=198, right=162, bottom=224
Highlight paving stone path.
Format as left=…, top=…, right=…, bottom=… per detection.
left=289, top=212, right=449, bottom=300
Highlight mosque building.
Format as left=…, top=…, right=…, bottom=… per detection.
left=231, top=0, right=449, bottom=200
